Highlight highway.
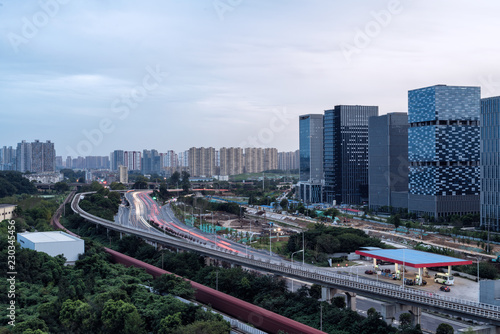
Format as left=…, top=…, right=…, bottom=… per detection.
left=72, top=191, right=500, bottom=327
left=121, top=190, right=279, bottom=262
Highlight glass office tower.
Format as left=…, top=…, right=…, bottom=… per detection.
left=323, top=105, right=378, bottom=205
left=368, top=113, right=409, bottom=211
left=408, top=85, right=480, bottom=218
left=481, top=96, right=500, bottom=231
left=298, top=114, right=323, bottom=203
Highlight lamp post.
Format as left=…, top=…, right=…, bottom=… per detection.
left=291, top=250, right=304, bottom=292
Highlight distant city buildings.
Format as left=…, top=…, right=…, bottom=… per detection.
left=24, top=172, right=63, bottom=184
left=368, top=113, right=409, bottom=211
left=278, top=150, right=299, bottom=171
left=189, top=147, right=216, bottom=177
left=0, top=146, right=16, bottom=171
left=14, top=140, right=55, bottom=173
left=298, top=114, right=324, bottom=203
left=219, top=147, right=244, bottom=176
left=124, top=151, right=141, bottom=171
left=142, top=149, right=160, bottom=174
left=481, top=95, right=500, bottom=231
left=408, top=85, right=480, bottom=218
left=110, top=150, right=124, bottom=171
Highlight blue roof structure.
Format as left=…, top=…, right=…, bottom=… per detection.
left=355, top=249, right=473, bottom=268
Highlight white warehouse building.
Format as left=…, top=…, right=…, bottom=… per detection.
left=17, top=231, right=85, bottom=263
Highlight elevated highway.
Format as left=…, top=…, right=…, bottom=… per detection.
left=71, top=191, right=500, bottom=326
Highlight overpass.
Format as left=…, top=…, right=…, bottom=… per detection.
left=70, top=192, right=500, bottom=327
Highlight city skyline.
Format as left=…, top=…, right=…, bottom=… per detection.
left=2, top=1, right=500, bottom=156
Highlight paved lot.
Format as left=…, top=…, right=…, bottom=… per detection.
left=324, top=260, right=480, bottom=302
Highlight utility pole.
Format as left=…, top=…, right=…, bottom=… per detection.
left=302, top=231, right=305, bottom=265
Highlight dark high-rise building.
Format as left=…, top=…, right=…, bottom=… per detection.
left=408, top=85, right=480, bottom=218
left=142, top=149, right=160, bottom=174
left=368, top=113, right=409, bottom=211
left=111, top=150, right=124, bottom=171
left=298, top=114, right=323, bottom=203
left=323, top=105, right=378, bottom=205
left=481, top=95, right=500, bottom=231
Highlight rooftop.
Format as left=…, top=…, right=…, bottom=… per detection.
left=355, top=248, right=473, bottom=268
left=18, top=231, right=81, bottom=243
left=0, top=204, right=16, bottom=208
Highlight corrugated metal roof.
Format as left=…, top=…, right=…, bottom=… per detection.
left=355, top=248, right=473, bottom=268
left=18, top=231, right=80, bottom=243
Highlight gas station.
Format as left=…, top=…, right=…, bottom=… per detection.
left=355, top=248, right=473, bottom=285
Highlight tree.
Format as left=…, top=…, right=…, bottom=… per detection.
left=59, top=299, right=96, bottom=334
left=388, top=214, right=401, bottom=229
left=110, top=182, right=127, bottom=190
left=332, top=296, right=346, bottom=308
left=54, top=181, right=69, bottom=193
left=152, top=274, right=195, bottom=299
left=169, top=171, right=181, bottom=187
left=102, top=299, right=145, bottom=334
left=181, top=171, right=191, bottom=192
left=436, top=323, right=454, bottom=334
left=280, top=198, right=288, bottom=211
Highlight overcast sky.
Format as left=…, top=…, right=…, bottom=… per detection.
left=1, top=1, right=500, bottom=157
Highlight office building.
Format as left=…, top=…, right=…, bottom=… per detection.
left=323, top=106, right=378, bottom=205
left=408, top=85, right=480, bottom=218
left=142, top=149, right=161, bottom=174
left=298, top=114, right=324, bottom=203
left=481, top=95, right=500, bottom=231
left=110, top=150, right=124, bottom=171
left=368, top=113, right=409, bottom=211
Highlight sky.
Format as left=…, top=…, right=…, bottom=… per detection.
left=1, top=0, right=500, bottom=158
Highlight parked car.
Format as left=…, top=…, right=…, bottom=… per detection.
left=440, top=285, right=451, bottom=292
left=364, top=270, right=374, bottom=275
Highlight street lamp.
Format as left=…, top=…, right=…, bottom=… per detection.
left=291, top=250, right=304, bottom=291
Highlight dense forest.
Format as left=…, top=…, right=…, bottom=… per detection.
left=0, top=233, right=230, bottom=333
left=0, top=172, right=37, bottom=198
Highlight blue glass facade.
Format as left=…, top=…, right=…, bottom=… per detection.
left=299, top=114, right=323, bottom=203
left=408, top=85, right=480, bottom=217
left=481, top=96, right=500, bottom=231
left=324, top=105, right=378, bottom=205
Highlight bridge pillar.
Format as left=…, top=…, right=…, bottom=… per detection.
left=321, top=287, right=338, bottom=302
left=345, top=292, right=356, bottom=311
left=399, top=304, right=421, bottom=325
left=380, top=302, right=397, bottom=324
